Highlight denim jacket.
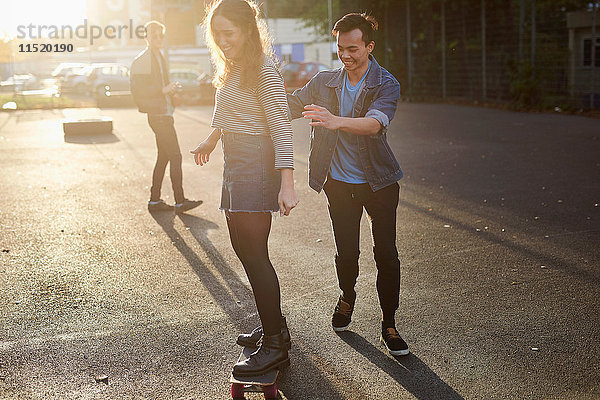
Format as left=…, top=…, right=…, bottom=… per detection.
left=287, top=55, right=403, bottom=193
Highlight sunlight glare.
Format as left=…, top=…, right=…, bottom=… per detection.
left=0, top=0, right=88, bottom=38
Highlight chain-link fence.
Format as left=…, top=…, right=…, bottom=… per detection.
left=353, top=0, right=599, bottom=110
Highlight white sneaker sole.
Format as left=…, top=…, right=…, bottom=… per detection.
left=332, top=323, right=350, bottom=332
left=381, top=336, right=410, bottom=356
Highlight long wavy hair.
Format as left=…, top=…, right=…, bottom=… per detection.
left=204, top=0, right=273, bottom=88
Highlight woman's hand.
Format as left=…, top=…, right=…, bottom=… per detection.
left=190, top=139, right=217, bottom=166
left=278, top=186, right=299, bottom=216
left=278, top=169, right=299, bottom=216
left=190, top=129, right=220, bottom=166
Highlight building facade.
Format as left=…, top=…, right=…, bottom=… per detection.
left=567, top=10, right=600, bottom=108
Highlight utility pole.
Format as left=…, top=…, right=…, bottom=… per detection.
left=519, top=0, right=525, bottom=60
left=328, top=0, right=333, bottom=68
left=592, top=0, right=597, bottom=109
left=531, top=0, right=536, bottom=69
left=441, top=0, right=446, bottom=99
left=384, top=0, right=389, bottom=67
left=163, top=0, right=169, bottom=65
left=191, top=0, right=198, bottom=46
left=481, top=0, right=486, bottom=101
left=406, top=0, right=412, bottom=97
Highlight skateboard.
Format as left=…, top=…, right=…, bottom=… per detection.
left=229, top=346, right=280, bottom=399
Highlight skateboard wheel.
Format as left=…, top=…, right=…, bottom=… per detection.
left=263, top=383, right=277, bottom=399
left=231, top=383, right=245, bottom=399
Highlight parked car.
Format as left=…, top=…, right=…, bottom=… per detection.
left=60, top=65, right=92, bottom=94
left=169, top=69, right=215, bottom=105
left=87, top=64, right=130, bottom=98
left=281, top=61, right=330, bottom=92
left=51, top=63, right=88, bottom=79
left=61, top=63, right=130, bottom=96
left=0, top=74, right=39, bottom=91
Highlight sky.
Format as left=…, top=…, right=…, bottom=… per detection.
left=0, top=0, right=88, bottom=39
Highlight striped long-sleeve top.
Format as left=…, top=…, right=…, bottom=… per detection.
left=210, top=59, right=294, bottom=170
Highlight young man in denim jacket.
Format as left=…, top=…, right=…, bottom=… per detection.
left=287, top=13, right=408, bottom=356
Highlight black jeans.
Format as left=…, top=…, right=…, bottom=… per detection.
left=323, top=178, right=400, bottom=324
left=147, top=115, right=184, bottom=204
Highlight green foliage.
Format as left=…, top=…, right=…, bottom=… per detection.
left=263, top=0, right=596, bottom=110
left=0, top=94, right=85, bottom=110
left=507, top=60, right=540, bottom=108
left=262, top=0, right=342, bottom=40
left=298, top=0, right=342, bottom=39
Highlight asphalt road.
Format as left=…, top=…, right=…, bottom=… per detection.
left=0, top=103, right=599, bottom=400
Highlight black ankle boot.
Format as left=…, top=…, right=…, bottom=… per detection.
left=233, top=333, right=289, bottom=376
left=236, top=325, right=263, bottom=348
left=236, top=316, right=291, bottom=349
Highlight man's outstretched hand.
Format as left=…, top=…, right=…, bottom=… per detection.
left=302, top=104, right=340, bottom=130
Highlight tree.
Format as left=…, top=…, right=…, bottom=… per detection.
left=264, top=0, right=594, bottom=108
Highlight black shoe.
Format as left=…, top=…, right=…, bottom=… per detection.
left=236, top=326, right=263, bottom=348
left=332, top=296, right=354, bottom=332
left=381, top=326, right=409, bottom=356
left=148, top=199, right=173, bottom=212
left=233, top=333, right=289, bottom=376
left=237, top=316, right=291, bottom=349
left=174, top=199, right=203, bottom=214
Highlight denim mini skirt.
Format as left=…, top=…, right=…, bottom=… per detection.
left=220, top=131, right=281, bottom=213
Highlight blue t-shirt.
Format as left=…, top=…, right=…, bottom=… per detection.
left=329, top=61, right=371, bottom=184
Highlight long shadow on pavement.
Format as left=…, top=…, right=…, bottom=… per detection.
left=151, top=211, right=347, bottom=399
left=151, top=211, right=252, bottom=325
left=336, top=331, right=464, bottom=400
left=399, top=199, right=600, bottom=285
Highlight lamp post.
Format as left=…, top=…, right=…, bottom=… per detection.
left=591, top=0, right=597, bottom=109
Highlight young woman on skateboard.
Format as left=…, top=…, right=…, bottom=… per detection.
left=191, top=0, right=298, bottom=376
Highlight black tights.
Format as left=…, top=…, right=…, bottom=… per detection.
left=226, top=211, right=282, bottom=336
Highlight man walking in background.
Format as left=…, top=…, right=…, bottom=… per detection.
left=130, top=20, right=201, bottom=214
left=287, top=13, right=408, bottom=356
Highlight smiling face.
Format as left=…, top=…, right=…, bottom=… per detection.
left=211, top=15, right=246, bottom=60
left=336, top=28, right=374, bottom=74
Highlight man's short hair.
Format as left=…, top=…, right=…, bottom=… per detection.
left=144, top=20, right=166, bottom=36
left=332, top=13, right=378, bottom=45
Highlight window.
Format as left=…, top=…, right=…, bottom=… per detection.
left=583, top=37, right=600, bottom=67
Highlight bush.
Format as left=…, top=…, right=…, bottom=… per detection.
left=508, top=60, right=541, bottom=109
